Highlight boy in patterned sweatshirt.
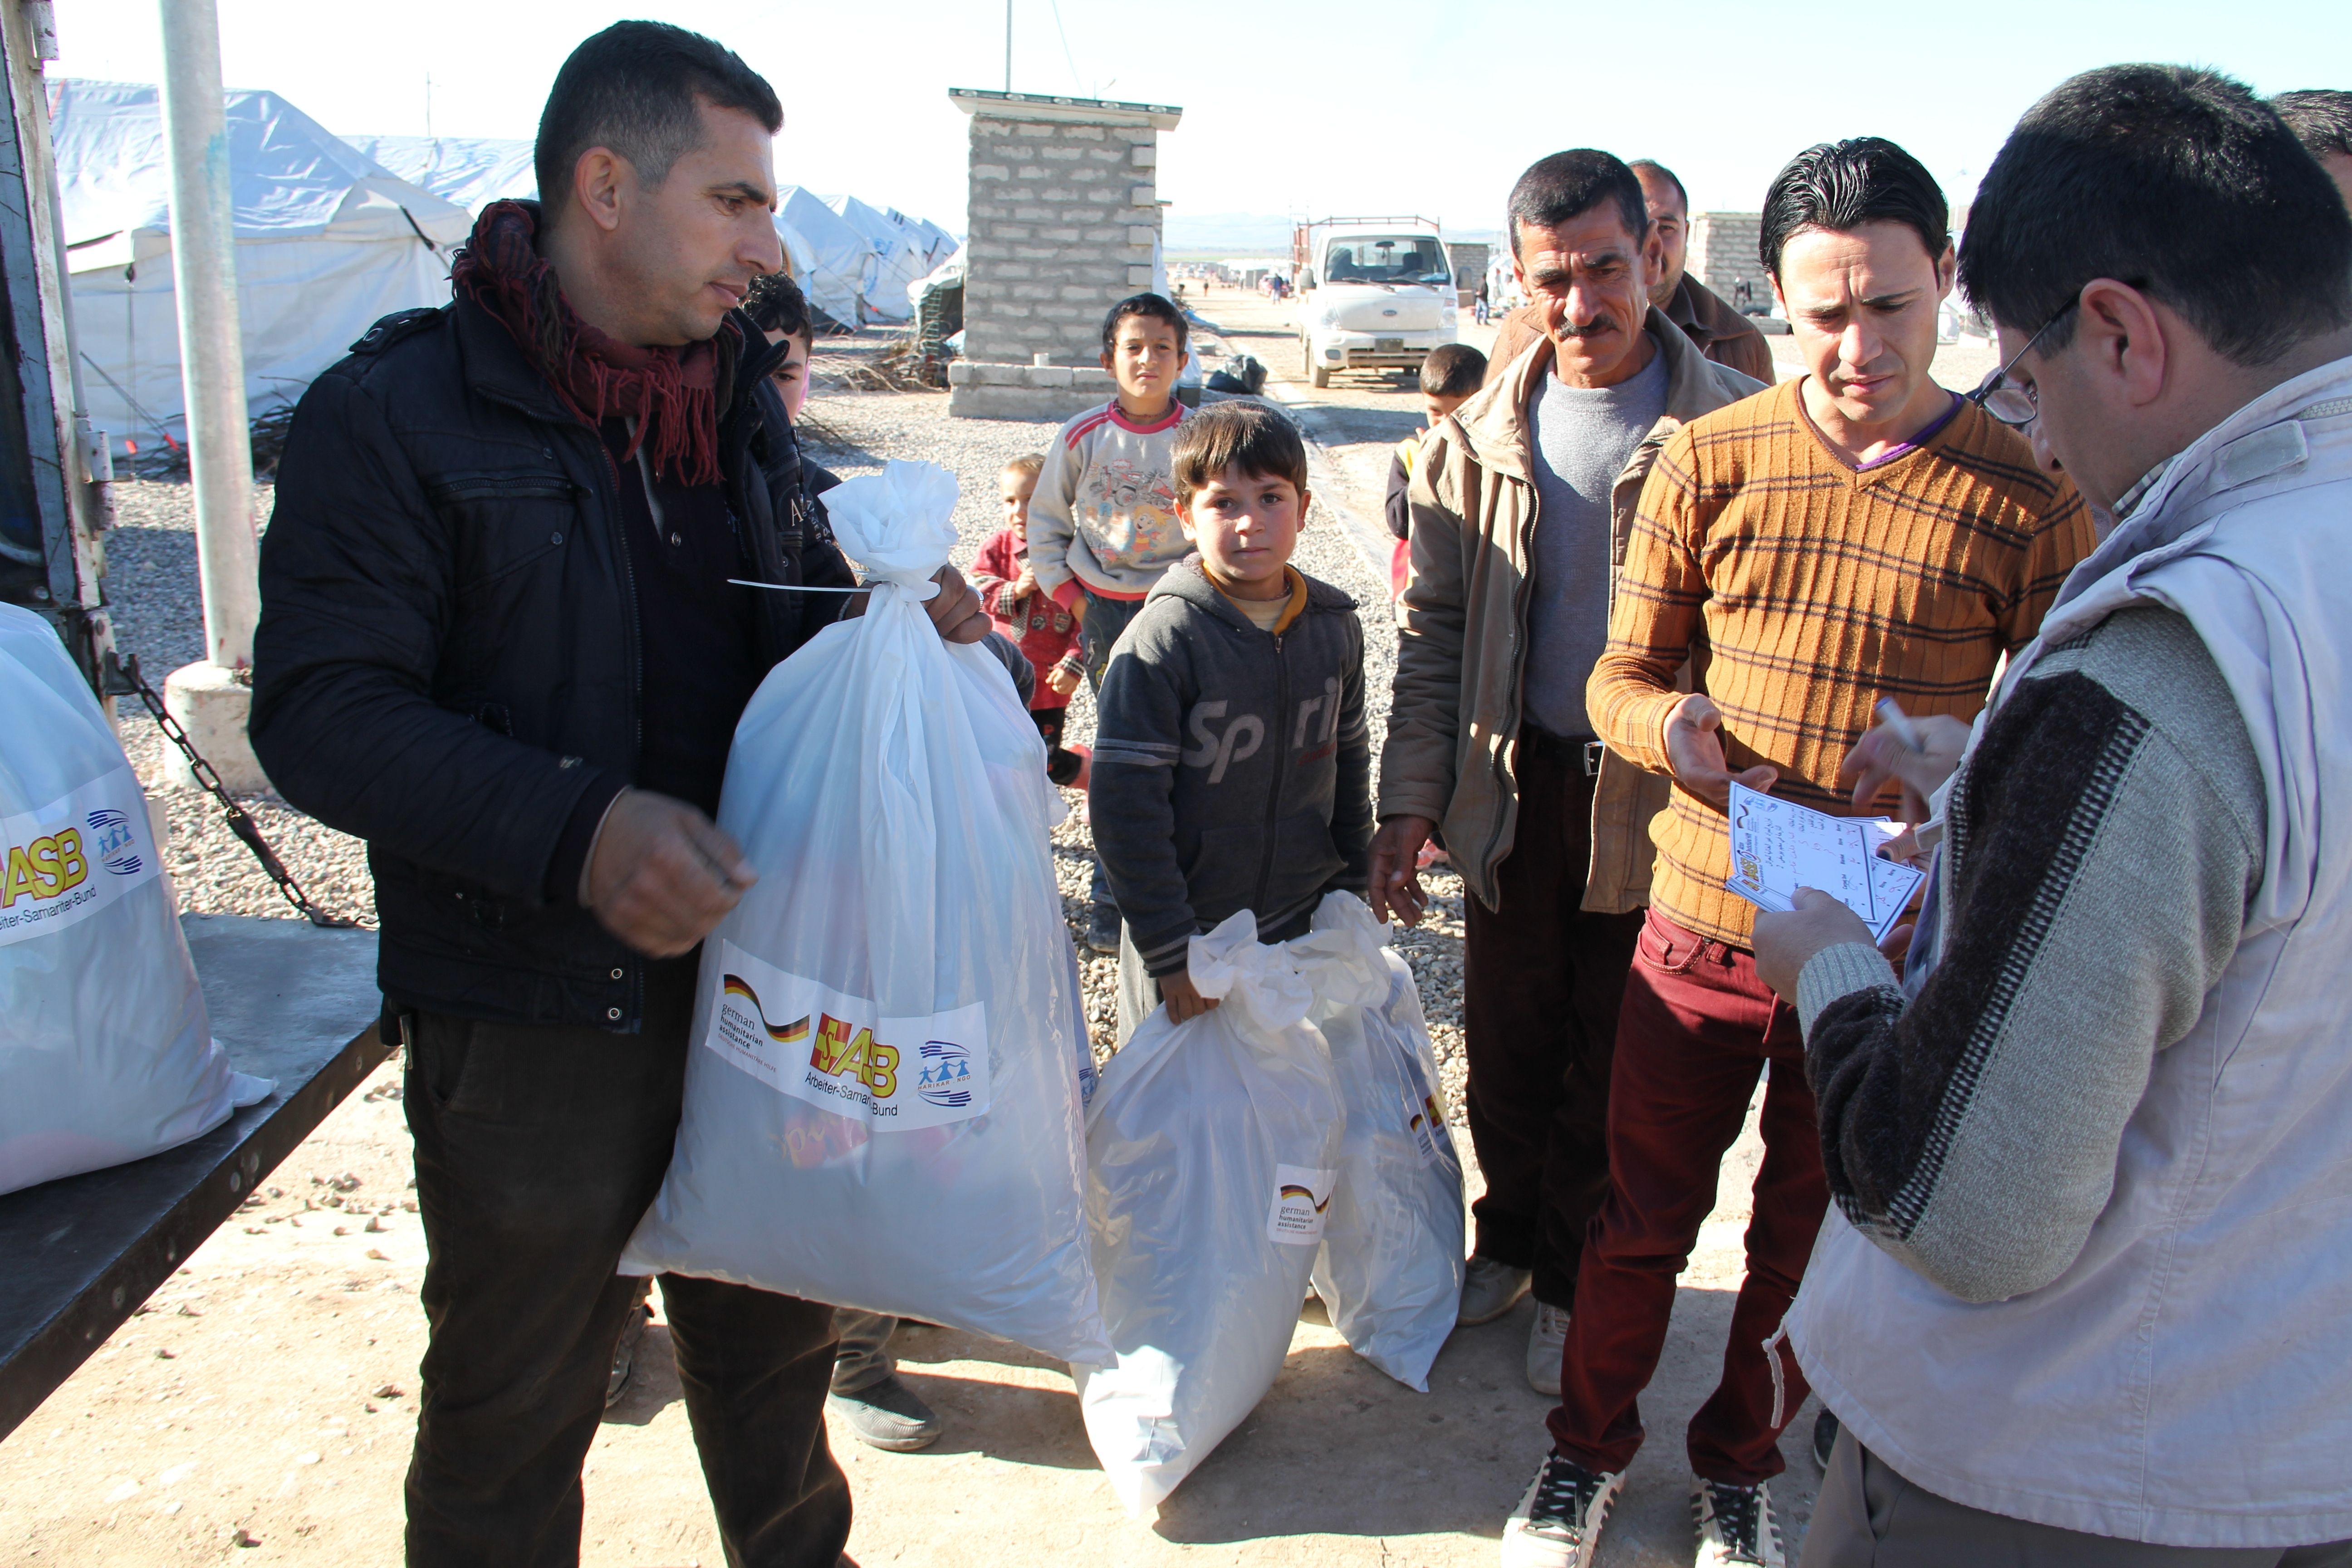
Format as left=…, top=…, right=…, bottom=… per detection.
left=1028, top=292, right=1193, bottom=952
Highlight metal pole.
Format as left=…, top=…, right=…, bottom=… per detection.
left=156, top=0, right=257, bottom=672
left=1004, top=0, right=1011, bottom=91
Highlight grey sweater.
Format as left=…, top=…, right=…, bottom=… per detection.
left=1091, top=556, right=1372, bottom=977
left=1794, top=606, right=2266, bottom=1302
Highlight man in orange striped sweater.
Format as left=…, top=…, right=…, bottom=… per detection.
left=1500, top=139, right=2095, bottom=1568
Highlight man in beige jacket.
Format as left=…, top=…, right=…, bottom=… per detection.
left=1370, top=149, right=1763, bottom=1394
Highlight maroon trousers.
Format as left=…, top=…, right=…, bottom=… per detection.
left=1548, top=908, right=1828, bottom=1485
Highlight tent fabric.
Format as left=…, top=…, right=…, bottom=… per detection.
left=346, top=135, right=536, bottom=214
left=51, top=78, right=469, bottom=451
left=777, top=186, right=876, bottom=327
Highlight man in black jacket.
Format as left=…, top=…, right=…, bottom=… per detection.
left=250, top=24, right=984, bottom=1568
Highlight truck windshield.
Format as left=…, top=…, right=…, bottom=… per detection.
left=1321, top=235, right=1452, bottom=287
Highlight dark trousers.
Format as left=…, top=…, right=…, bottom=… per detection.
left=1079, top=584, right=1146, bottom=918
left=1549, top=908, right=1827, bottom=1485
left=1805, top=1432, right=2352, bottom=1567
left=1460, top=735, right=1643, bottom=1307
left=402, top=961, right=850, bottom=1568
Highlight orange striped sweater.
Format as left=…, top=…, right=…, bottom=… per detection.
left=1588, top=377, right=2096, bottom=947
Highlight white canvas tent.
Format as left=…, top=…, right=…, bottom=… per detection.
left=826, top=194, right=951, bottom=323
left=52, top=78, right=471, bottom=453
left=777, top=185, right=878, bottom=327
left=345, top=134, right=536, bottom=214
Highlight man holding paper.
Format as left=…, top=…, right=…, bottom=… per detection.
left=1503, top=137, right=2093, bottom=1566
left=1757, top=66, right=2352, bottom=1563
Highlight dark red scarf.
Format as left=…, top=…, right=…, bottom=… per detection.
left=451, top=200, right=729, bottom=485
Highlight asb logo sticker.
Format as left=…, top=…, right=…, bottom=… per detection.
left=0, top=766, right=160, bottom=948
left=704, top=940, right=990, bottom=1130
left=1266, top=1163, right=1337, bottom=1245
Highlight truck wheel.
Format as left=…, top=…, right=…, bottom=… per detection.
left=1311, top=364, right=1332, bottom=389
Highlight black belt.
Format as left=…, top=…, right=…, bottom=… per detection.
left=1523, top=726, right=1607, bottom=778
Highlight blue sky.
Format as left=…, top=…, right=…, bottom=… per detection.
left=56, top=0, right=2352, bottom=244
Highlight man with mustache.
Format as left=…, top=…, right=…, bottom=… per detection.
left=250, top=21, right=985, bottom=1565
left=1485, top=158, right=1775, bottom=388
left=1371, top=148, right=1763, bottom=1412
left=1495, top=138, right=2093, bottom=1568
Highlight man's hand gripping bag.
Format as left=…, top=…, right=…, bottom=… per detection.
left=1073, top=911, right=1345, bottom=1515
left=620, top=461, right=1107, bottom=1363
left=1289, top=892, right=1464, bottom=1392
left=0, top=605, right=269, bottom=1195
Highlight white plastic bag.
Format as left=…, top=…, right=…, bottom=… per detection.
left=1289, top=893, right=1465, bottom=1392
left=1074, top=911, right=1345, bottom=1515
left=0, top=605, right=264, bottom=1194
left=621, top=461, right=1108, bottom=1363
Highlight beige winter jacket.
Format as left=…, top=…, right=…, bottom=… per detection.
left=1379, top=309, right=1764, bottom=912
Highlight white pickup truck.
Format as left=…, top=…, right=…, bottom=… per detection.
left=1291, top=216, right=1459, bottom=389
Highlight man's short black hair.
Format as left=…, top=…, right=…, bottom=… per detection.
left=535, top=21, right=782, bottom=215
left=1960, top=66, right=2352, bottom=368
left=2273, top=89, right=2352, bottom=160
left=1628, top=159, right=1689, bottom=216
left=744, top=270, right=812, bottom=342
left=1101, top=293, right=1188, bottom=356
left=1506, top=151, right=1648, bottom=257
left=1759, top=137, right=1948, bottom=277
left=1171, top=401, right=1307, bottom=508
left=1418, top=342, right=1487, bottom=398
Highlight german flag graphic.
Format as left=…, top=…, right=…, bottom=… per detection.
left=720, top=975, right=810, bottom=1044
left=1279, top=1183, right=1333, bottom=1214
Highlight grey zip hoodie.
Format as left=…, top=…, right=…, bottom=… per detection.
left=1091, top=555, right=1372, bottom=977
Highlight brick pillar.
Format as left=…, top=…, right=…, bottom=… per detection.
left=1689, top=211, right=1771, bottom=317
left=946, top=89, right=1183, bottom=420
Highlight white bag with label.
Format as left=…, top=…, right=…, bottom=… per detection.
left=1289, top=892, right=1465, bottom=1392
left=0, top=605, right=265, bottom=1195
left=620, top=461, right=1107, bottom=1363
left=1073, top=911, right=1345, bottom=1515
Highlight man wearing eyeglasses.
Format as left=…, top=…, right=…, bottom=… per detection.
left=1499, top=137, right=2094, bottom=1568
left=1754, top=65, right=2352, bottom=1567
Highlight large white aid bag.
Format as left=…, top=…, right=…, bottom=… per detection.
left=620, top=461, right=1107, bottom=1364
left=0, top=605, right=261, bottom=1195
left=1289, top=893, right=1465, bottom=1392
left=1074, top=911, right=1345, bottom=1515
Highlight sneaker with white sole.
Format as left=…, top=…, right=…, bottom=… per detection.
left=1524, top=1300, right=1570, bottom=1396
left=1692, top=1475, right=1784, bottom=1567
left=1500, top=1450, right=1623, bottom=1568
left=1458, top=1255, right=1532, bottom=1327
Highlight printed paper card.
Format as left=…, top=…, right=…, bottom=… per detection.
left=1723, top=782, right=1924, bottom=942
left=704, top=940, right=990, bottom=1130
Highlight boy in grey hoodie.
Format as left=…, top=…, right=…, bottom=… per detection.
left=1090, top=402, right=1373, bottom=1040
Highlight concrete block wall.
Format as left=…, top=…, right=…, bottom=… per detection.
left=948, top=90, right=1181, bottom=420
left=1690, top=211, right=1772, bottom=315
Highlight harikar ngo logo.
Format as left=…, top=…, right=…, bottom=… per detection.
left=705, top=941, right=991, bottom=1131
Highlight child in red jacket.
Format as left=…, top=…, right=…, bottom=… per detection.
left=972, top=454, right=1088, bottom=787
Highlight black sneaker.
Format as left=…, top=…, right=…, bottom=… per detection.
left=828, top=1373, right=943, bottom=1452
left=1085, top=905, right=1121, bottom=955
left=1500, top=1450, right=1622, bottom=1568
left=1693, top=1476, right=1785, bottom=1568
left=1812, top=1408, right=1840, bottom=1470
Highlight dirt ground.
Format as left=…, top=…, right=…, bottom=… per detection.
left=0, top=289, right=2003, bottom=1567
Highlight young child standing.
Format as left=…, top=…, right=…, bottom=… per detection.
left=1028, top=293, right=1197, bottom=952
left=1089, top=402, right=1372, bottom=1041
left=971, top=454, right=1088, bottom=786
left=1385, top=342, right=1488, bottom=598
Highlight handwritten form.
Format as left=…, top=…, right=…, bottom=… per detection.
left=1724, top=782, right=1925, bottom=942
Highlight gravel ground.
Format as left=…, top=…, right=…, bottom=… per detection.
left=103, top=387, right=1472, bottom=1122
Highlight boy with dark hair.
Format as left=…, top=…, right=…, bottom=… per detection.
left=1089, top=402, right=1371, bottom=1040
left=1029, top=292, right=1195, bottom=952
left=1386, top=342, right=1489, bottom=595
left=1488, top=134, right=2092, bottom=1567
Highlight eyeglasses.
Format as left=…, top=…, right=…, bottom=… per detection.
left=1969, top=296, right=2080, bottom=428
